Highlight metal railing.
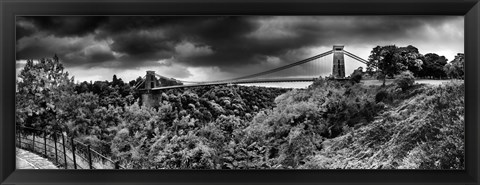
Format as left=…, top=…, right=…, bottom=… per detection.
left=16, top=126, right=124, bottom=169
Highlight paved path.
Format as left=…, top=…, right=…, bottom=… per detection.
left=361, top=79, right=463, bottom=86
left=16, top=148, right=59, bottom=169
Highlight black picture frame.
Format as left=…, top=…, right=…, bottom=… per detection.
left=1, top=0, right=479, bottom=184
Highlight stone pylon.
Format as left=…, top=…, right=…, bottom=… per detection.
left=332, top=45, right=345, bottom=78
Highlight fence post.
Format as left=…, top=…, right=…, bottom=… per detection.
left=87, top=145, right=93, bottom=169
left=71, top=137, right=77, bottom=169
left=62, top=133, right=68, bottom=169
left=32, top=131, right=36, bottom=151
left=54, top=134, right=58, bottom=164
left=43, top=131, right=47, bottom=157
left=114, top=161, right=120, bottom=169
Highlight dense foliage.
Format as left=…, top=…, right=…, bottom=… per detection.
left=418, top=53, right=448, bottom=78
left=444, top=54, right=465, bottom=79
left=301, top=82, right=464, bottom=169
left=394, top=70, right=415, bottom=91
left=16, top=56, right=76, bottom=133
left=366, top=45, right=464, bottom=83
left=350, top=67, right=363, bottom=83
left=367, top=45, right=422, bottom=85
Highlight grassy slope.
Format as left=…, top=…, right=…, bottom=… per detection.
left=301, top=81, right=464, bottom=169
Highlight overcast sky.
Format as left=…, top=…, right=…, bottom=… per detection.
left=16, top=16, right=464, bottom=83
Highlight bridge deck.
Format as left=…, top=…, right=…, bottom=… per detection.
left=145, top=77, right=317, bottom=91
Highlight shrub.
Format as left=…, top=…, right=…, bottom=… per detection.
left=375, top=90, right=389, bottom=103
left=395, top=71, right=415, bottom=91
left=350, top=69, right=363, bottom=83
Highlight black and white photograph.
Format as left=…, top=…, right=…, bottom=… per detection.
left=15, top=16, right=464, bottom=170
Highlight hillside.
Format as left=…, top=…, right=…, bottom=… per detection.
left=298, top=80, right=465, bottom=169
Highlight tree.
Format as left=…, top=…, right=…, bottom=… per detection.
left=394, top=70, right=415, bottom=91
left=75, top=81, right=92, bottom=94
left=112, top=74, right=126, bottom=89
left=16, top=56, right=75, bottom=132
left=420, top=53, right=448, bottom=78
left=367, top=45, right=402, bottom=86
left=129, top=76, right=144, bottom=88
left=444, top=54, right=465, bottom=79
left=397, top=45, right=423, bottom=75
left=367, top=45, right=423, bottom=86
left=350, top=67, right=363, bottom=83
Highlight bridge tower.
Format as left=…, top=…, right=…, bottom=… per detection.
left=332, top=45, right=345, bottom=78
left=141, top=71, right=160, bottom=107
left=145, top=71, right=157, bottom=89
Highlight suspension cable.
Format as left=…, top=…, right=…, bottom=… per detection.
left=133, top=76, right=146, bottom=90
left=167, top=50, right=334, bottom=84
left=343, top=50, right=369, bottom=64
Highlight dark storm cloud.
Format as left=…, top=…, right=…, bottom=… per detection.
left=95, top=16, right=207, bottom=38
left=19, top=16, right=107, bottom=38
left=109, top=32, right=175, bottom=56
left=16, top=44, right=52, bottom=59
left=16, top=24, right=35, bottom=40
left=102, top=16, right=261, bottom=69
left=16, top=16, right=463, bottom=79
left=87, top=50, right=116, bottom=63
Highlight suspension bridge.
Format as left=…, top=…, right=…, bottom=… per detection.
left=133, top=45, right=370, bottom=107
left=134, top=45, right=369, bottom=92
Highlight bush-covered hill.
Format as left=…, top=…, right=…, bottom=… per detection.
left=298, top=81, right=464, bottom=169
left=239, top=78, right=463, bottom=169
